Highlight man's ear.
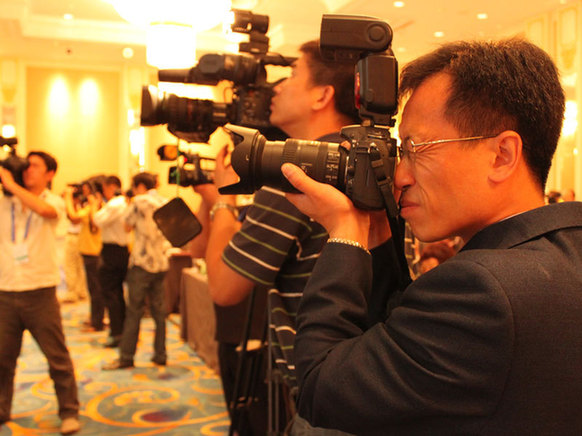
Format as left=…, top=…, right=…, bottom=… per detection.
left=488, top=130, right=522, bottom=183
left=311, top=84, right=335, bottom=111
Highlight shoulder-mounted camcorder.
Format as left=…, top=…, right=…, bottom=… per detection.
left=140, top=9, right=295, bottom=143
left=157, top=144, right=215, bottom=187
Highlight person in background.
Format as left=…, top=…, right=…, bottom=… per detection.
left=0, top=151, right=80, bottom=434
left=280, top=38, right=582, bottom=434
left=103, top=172, right=170, bottom=369
left=416, top=239, right=456, bottom=275
left=60, top=188, right=88, bottom=304
left=563, top=188, right=575, bottom=202
left=64, top=177, right=104, bottom=332
left=92, top=175, right=128, bottom=348
left=546, top=189, right=562, bottom=203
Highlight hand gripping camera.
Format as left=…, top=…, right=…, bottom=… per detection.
left=219, top=14, right=399, bottom=213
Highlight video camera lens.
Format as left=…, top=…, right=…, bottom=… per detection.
left=140, top=86, right=230, bottom=143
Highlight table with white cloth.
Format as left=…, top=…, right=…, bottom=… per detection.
left=179, top=267, right=219, bottom=372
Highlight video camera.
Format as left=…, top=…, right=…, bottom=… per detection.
left=0, top=136, right=29, bottom=196
left=219, top=14, right=399, bottom=212
left=67, top=175, right=105, bottom=204
left=157, top=144, right=215, bottom=187
left=140, top=9, right=295, bottom=143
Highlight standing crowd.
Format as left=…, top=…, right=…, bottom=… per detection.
left=0, top=164, right=171, bottom=434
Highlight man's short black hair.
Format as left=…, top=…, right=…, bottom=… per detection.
left=132, top=172, right=156, bottom=191
left=27, top=151, right=58, bottom=174
left=399, top=38, right=565, bottom=190
left=299, top=40, right=360, bottom=124
left=105, top=175, right=121, bottom=188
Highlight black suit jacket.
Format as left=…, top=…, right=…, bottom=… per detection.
left=295, top=202, right=582, bottom=435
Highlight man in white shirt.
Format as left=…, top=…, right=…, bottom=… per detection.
left=0, top=151, right=80, bottom=434
left=92, top=175, right=128, bottom=348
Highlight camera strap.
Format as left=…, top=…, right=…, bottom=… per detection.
left=11, top=202, right=33, bottom=243
left=369, top=146, right=412, bottom=290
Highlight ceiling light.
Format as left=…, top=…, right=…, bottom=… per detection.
left=122, top=47, right=134, bottom=59
left=103, top=0, right=232, bottom=31
left=434, top=31, right=444, bottom=38
left=393, top=1, right=405, bottom=7
left=146, top=23, right=196, bottom=68
left=477, top=13, right=488, bottom=20
left=63, top=13, right=74, bottom=20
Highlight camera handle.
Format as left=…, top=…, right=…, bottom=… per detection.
left=369, top=145, right=413, bottom=291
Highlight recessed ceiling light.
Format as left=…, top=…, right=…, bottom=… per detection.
left=63, top=13, right=74, bottom=20
left=397, top=47, right=406, bottom=52
left=434, top=31, right=444, bottom=38
left=477, top=13, right=488, bottom=20
left=393, top=1, right=405, bottom=7
left=122, top=47, right=134, bottom=59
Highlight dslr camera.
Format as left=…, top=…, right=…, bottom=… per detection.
left=0, top=136, right=29, bottom=196
left=140, top=9, right=295, bottom=143
left=219, top=14, right=399, bottom=212
left=157, top=144, right=214, bottom=187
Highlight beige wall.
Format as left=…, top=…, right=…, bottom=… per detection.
left=525, top=3, right=582, bottom=197
left=25, top=66, right=120, bottom=195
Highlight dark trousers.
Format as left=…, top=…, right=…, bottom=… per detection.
left=98, top=243, right=129, bottom=337
left=82, top=254, right=104, bottom=330
left=0, top=287, right=79, bottom=420
left=120, top=265, right=167, bottom=362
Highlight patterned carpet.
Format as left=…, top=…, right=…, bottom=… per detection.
left=0, top=300, right=229, bottom=435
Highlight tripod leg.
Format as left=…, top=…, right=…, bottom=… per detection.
left=229, top=289, right=257, bottom=436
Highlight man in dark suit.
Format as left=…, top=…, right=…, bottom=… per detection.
left=280, top=38, right=582, bottom=434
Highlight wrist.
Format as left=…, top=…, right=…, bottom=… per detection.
left=327, top=237, right=371, bottom=255
left=216, top=195, right=236, bottom=207
left=209, top=201, right=238, bottom=221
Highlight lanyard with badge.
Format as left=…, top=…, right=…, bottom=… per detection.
left=12, top=202, right=33, bottom=264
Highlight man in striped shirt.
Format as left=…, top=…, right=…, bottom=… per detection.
left=196, top=40, right=359, bottom=434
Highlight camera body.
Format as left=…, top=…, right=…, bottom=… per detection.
left=0, top=136, right=29, bottom=196
left=157, top=145, right=215, bottom=187
left=220, top=14, right=399, bottom=211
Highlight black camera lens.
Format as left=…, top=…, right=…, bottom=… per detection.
left=219, top=124, right=347, bottom=195
left=140, top=86, right=230, bottom=143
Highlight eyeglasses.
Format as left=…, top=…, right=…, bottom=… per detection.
left=397, top=134, right=499, bottom=160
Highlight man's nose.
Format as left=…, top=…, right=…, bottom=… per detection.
left=394, top=159, right=413, bottom=192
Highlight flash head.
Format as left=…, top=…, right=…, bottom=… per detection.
left=320, top=14, right=393, bottom=62
left=230, top=9, right=269, bottom=35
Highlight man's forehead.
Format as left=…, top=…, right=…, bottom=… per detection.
left=28, top=155, right=46, bottom=167
left=399, top=73, right=452, bottom=134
